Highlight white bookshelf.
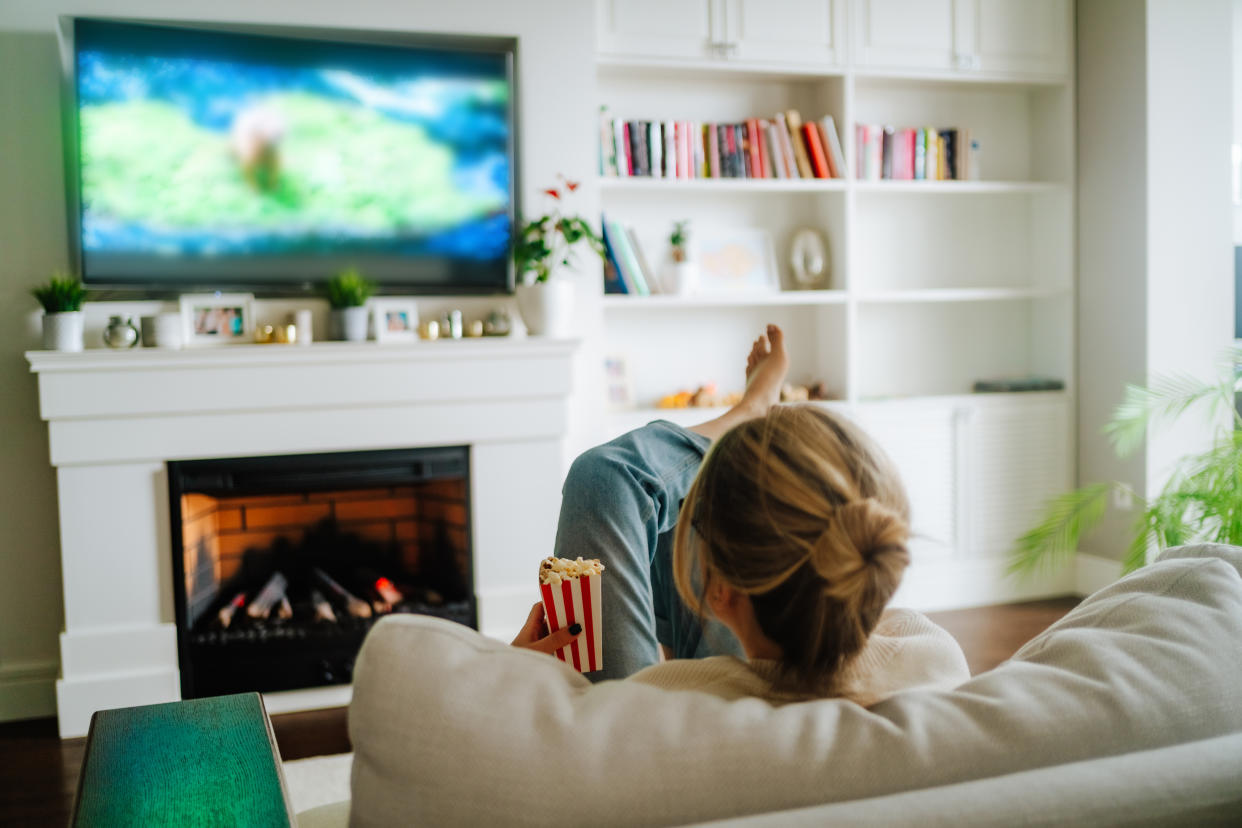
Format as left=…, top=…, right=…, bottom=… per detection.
left=593, top=0, right=1076, bottom=583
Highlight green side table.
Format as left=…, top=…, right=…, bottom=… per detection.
left=72, top=692, right=294, bottom=827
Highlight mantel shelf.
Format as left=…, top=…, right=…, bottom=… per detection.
left=854, top=180, right=1066, bottom=194
left=26, top=337, right=580, bottom=374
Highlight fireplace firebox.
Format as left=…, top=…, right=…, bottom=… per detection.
left=169, top=447, right=474, bottom=698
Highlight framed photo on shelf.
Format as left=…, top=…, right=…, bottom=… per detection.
left=692, top=228, right=780, bottom=294
left=179, top=293, right=255, bottom=346
left=603, top=354, right=636, bottom=411
left=371, top=298, right=419, bottom=344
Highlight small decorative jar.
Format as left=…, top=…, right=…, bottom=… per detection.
left=103, top=316, right=140, bottom=349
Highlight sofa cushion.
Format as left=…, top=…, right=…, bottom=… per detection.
left=348, top=545, right=1242, bottom=828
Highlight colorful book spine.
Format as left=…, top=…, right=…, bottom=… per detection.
left=664, top=121, right=676, bottom=180
left=776, top=114, right=800, bottom=179
left=619, top=121, right=633, bottom=176
left=913, top=127, right=926, bottom=180
left=880, top=127, right=894, bottom=180
left=820, top=116, right=846, bottom=180
left=785, top=110, right=814, bottom=179
left=925, top=128, right=939, bottom=181
left=746, top=119, right=763, bottom=179
left=803, top=122, right=829, bottom=178
left=766, top=121, right=787, bottom=178
left=648, top=121, right=663, bottom=179
left=708, top=123, right=721, bottom=178
left=604, top=218, right=650, bottom=295
left=599, top=107, right=618, bottom=177
left=600, top=220, right=632, bottom=294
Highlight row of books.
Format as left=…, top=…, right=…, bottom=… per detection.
left=599, top=108, right=847, bottom=181
left=855, top=126, right=977, bottom=181
left=600, top=217, right=657, bottom=295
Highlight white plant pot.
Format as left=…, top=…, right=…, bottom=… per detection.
left=335, top=306, right=370, bottom=342
left=663, top=260, right=699, bottom=295
left=515, top=280, right=574, bottom=337
left=42, top=311, right=84, bottom=352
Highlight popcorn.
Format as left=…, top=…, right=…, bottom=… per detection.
left=538, top=556, right=604, bottom=673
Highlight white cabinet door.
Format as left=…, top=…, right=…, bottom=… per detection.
left=966, top=0, right=1070, bottom=77
left=853, top=0, right=966, bottom=71
left=727, top=0, right=845, bottom=67
left=597, top=0, right=721, bottom=61
left=964, top=396, right=1072, bottom=559
left=851, top=403, right=960, bottom=562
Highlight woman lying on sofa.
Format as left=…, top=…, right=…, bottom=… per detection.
left=511, top=325, right=968, bottom=704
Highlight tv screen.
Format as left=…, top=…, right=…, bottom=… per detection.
left=63, top=18, right=515, bottom=293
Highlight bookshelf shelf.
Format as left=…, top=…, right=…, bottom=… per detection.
left=853, top=180, right=1066, bottom=195
left=602, top=290, right=847, bottom=309
left=857, top=287, right=1069, bottom=304
left=600, top=177, right=846, bottom=194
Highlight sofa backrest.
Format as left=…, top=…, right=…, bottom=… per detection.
left=347, top=545, right=1242, bottom=827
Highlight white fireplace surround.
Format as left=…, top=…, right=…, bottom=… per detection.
left=27, top=338, right=578, bottom=737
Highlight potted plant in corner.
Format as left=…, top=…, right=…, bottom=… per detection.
left=325, top=267, right=375, bottom=342
left=32, top=272, right=87, bottom=352
left=513, top=176, right=604, bottom=337
left=1011, top=347, right=1242, bottom=577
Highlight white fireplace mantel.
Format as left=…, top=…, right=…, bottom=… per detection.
left=28, top=338, right=579, bottom=737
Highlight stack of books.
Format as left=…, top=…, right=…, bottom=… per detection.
left=601, top=217, right=656, bottom=295
left=599, top=108, right=846, bottom=180
left=855, top=126, right=975, bottom=181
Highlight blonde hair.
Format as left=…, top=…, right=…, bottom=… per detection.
left=673, top=405, right=911, bottom=697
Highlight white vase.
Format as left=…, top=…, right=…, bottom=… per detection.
left=515, top=279, right=574, bottom=337
left=663, top=260, right=699, bottom=296
left=334, top=306, right=370, bottom=342
left=42, top=311, right=84, bottom=352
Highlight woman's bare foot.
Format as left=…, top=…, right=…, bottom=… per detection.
left=688, top=324, right=790, bottom=443
left=740, top=324, right=789, bottom=418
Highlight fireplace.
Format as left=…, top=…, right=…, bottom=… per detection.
left=168, top=446, right=474, bottom=698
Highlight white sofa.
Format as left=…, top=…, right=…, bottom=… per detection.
left=293, top=544, right=1242, bottom=826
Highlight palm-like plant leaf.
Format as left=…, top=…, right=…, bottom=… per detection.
left=1009, top=482, right=1112, bottom=576
left=1104, top=372, right=1230, bottom=457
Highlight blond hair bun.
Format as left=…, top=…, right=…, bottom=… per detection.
left=813, top=498, right=909, bottom=606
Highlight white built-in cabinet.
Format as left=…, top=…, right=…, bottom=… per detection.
left=854, top=0, right=1070, bottom=78
left=594, top=0, right=1077, bottom=602
left=598, top=0, right=844, bottom=67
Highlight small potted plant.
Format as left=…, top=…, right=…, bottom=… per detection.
left=513, top=176, right=603, bottom=337
left=662, top=220, right=698, bottom=295
left=324, top=267, right=375, bottom=342
left=31, top=272, right=87, bottom=352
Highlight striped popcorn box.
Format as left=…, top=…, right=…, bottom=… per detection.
left=538, top=557, right=604, bottom=673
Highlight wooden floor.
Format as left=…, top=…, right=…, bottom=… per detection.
left=0, top=597, right=1078, bottom=825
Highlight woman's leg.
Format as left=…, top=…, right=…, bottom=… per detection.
left=553, top=326, right=788, bottom=681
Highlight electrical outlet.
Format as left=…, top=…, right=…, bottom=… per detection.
left=1112, top=487, right=1134, bottom=511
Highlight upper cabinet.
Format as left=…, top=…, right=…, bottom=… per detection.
left=597, top=0, right=719, bottom=61
left=597, top=0, right=845, bottom=69
left=853, top=0, right=1069, bottom=78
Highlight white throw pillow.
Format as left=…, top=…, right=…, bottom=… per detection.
left=348, top=544, right=1242, bottom=828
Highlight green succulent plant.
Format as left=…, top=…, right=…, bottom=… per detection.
left=324, top=267, right=376, bottom=309
left=31, top=272, right=86, bottom=313
left=1011, top=346, right=1242, bottom=576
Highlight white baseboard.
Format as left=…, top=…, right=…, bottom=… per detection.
left=0, top=660, right=59, bottom=723
left=1075, top=553, right=1125, bottom=596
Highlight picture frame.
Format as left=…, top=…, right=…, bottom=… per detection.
left=370, top=298, right=419, bottom=344
left=603, top=354, right=636, bottom=411
left=691, top=228, right=780, bottom=294
left=179, top=293, right=255, bottom=347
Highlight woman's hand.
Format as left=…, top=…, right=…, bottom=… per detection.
left=511, top=602, right=582, bottom=654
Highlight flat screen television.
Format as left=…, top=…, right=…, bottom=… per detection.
left=59, top=17, right=517, bottom=294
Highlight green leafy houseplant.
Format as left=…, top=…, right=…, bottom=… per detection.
left=1011, top=348, right=1242, bottom=575
left=31, top=272, right=86, bottom=313
left=513, top=177, right=604, bottom=285
left=669, top=220, right=690, bottom=263
left=324, top=268, right=376, bottom=309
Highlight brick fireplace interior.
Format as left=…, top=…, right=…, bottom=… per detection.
left=169, top=447, right=473, bottom=698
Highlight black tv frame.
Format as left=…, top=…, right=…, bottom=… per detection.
left=57, top=16, right=520, bottom=298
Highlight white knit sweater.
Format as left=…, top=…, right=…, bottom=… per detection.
left=628, top=608, right=970, bottom=706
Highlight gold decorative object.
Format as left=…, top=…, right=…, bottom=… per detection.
left=420, top=320, right=440, bottom=340
left=466, top=319, right=484, bottom=338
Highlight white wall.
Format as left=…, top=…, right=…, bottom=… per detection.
left=0, top=0, right=600, bottom=721
left=1077, top=0, right=1234, bottom=562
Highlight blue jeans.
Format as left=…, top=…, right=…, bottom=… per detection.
left=552, top=421, right=744, bottom=681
